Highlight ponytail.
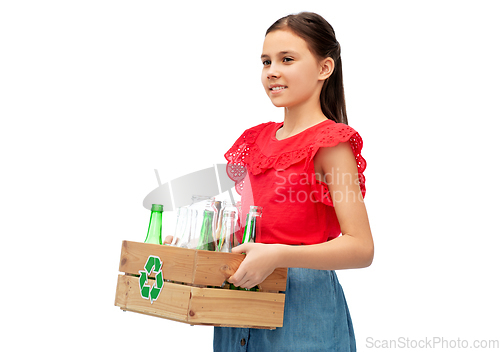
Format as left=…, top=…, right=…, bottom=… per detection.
left=321, top=56, right=348, bottom=124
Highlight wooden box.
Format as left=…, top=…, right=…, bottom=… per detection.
left=114, top=241, right=287, bottom=329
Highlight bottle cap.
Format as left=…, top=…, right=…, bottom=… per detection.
left=151, top=204, right=163, bottom=212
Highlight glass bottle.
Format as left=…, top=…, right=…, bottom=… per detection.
left=197, top=200, right=217, bottom=251
left=176, top=195, right=210, bottom=249
left=215, top=201, right=236, bottom=249
left=233, top=201, right=242, bottom=247
left=217, top=209, right=237, bottom=252
left=171, top=205, right=188, bottom=246
left=144, top=204, right=163, bottom=244
left=214, top=200, right=227, bottom=248
left=229, top=205, right=262, bottom=291
left=241, top=206, right=263, bottom=244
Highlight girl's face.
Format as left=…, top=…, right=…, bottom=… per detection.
left=261, top=29, right=326, bottom=109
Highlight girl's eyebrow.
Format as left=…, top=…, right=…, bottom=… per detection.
left=261, top=50, right=299, bottom=59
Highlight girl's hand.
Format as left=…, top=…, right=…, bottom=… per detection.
left=228, top=243, right=282, bottom=289
left=163, top=235, right=174, bottom=245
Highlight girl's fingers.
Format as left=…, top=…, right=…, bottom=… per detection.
left=230, top=243, right=250, bottom=254
left=163, top=235, right=174, bottom=245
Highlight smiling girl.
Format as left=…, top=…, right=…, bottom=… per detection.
left=215, top=12, right=373, bottom=351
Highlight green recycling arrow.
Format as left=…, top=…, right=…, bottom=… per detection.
left=138, top=255, right=164, bottom=303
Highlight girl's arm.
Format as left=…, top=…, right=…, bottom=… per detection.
left=228, top=141, right=374, bottom=289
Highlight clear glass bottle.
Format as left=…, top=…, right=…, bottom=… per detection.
left=214, top=200, right=227, bottom=248
left=176, top=195, right=211, bottom=249
left=171, top=205, right=188, bottom=246
left=215, top=201, right=237, bottom=249
left=217, top=208, right=237, bottom=252
left=144, top=204, right=163, bottom=244
left=233, top=201, right=242, bottom=247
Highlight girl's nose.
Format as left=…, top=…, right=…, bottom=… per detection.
left=266, top=65, right=280, bottom=79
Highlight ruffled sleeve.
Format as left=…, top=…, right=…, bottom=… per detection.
left=307, top=123, right=367, bottom=206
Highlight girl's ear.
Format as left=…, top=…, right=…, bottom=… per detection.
left=319, top=57, right=335, bottom=81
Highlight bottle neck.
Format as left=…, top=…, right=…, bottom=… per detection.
left=145, top=210, right=163, bottom=244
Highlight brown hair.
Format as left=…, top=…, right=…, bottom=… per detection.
left=266, top=12, right=348, bottom=125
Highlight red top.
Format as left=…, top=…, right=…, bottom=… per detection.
left=225, top=120, right=366, bottom=245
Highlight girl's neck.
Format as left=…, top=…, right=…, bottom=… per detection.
left=278, top=102, right=327, bottom=140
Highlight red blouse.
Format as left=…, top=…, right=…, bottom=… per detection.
left=225, top=120, right=366, bottom=245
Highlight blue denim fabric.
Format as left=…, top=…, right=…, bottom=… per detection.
left=213, top=268, right=356, bottom=352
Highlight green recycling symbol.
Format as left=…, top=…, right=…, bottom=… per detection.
left=139, top=255, right=164, bottom=303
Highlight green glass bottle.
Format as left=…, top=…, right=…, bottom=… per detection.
left=241, top=206, right=263, bottom=244
left=231, top=205, right=263, bottom=291
left=144, top=204, right=163, bottom=244
left=197, top=209, right=215, bottom=251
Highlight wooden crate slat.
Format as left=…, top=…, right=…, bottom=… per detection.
left=188, top=287, right=285, bottom=328
left=258, top=268, right=288, bottom=292
left=115, top=274, right=286, bottom=329
left=193, top=250, right=288, bottom=291
left=119, top=241, right=196, bottom=283
left=193, top=250, right=244, bottom=286
left=115, top=274, right=191, bottom=322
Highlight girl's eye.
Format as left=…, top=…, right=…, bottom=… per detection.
left=262, top=60, right=271, bottom=66
left=283, top=57, right=294, bottom=63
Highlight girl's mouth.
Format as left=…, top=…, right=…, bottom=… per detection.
left=270, top=86, right=287, bottom=94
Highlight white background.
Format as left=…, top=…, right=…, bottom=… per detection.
left=1, top=1, right=499, bottom=351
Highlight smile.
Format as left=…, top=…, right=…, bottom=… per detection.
left=270, top=85, right=287, bottom=93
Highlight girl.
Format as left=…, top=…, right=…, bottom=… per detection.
left=216, top=12, right=373, bottom=351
